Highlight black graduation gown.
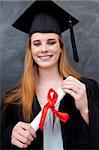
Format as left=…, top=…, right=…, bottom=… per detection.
left=1, top=78, right=99, bottom=150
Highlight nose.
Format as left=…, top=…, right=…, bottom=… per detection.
left=41, top=43, right=48, bottom=53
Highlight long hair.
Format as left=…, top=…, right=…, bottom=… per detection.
left=2, top=35, right=82, bottom=122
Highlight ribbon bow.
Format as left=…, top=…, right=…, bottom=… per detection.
left=39, top=88, right=70, bottom=130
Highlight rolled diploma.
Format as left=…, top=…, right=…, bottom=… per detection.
left=30, top=86, right=66, bottom=131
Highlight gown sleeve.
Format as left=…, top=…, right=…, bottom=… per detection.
left=0, top=97, right=43, bottom=150
left=83, top=79, right=99, bottom=149
left=60, top=78, right=99, bottom=149
left=0, top=103, right=22, bottom=149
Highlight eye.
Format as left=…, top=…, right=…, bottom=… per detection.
left=33, top=42, right=41, bottom=47
left=48, top=40, right=56, bottom=45
left=33, top=43, right=41, bottom=46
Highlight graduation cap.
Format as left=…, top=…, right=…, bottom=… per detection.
left=12, top=0, right=79, bottom=62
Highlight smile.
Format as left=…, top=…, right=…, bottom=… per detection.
left=39, top=55, right=53, bottom=60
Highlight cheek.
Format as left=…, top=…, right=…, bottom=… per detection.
left=31, top=46, right=37, bottom=57
left=52, top=45, right=61, bottom=54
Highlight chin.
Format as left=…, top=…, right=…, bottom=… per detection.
left=39, top=65, right=53, bottom=68
left=38, top=63, right=57, bottom=69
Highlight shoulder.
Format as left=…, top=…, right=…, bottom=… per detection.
left=81, top=77, right=99, bottom=89
left=1, top=103, right=21, bottom=110
left=81, top=78, right=99, bottom=100
left=1, top=103, right=22, bottom=119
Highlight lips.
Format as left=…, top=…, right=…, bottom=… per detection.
left=39, top=55, right=53, bottom=60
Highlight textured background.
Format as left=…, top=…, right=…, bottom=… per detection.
left=0, top=0, right=99, bottom=99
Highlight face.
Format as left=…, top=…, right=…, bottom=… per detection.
left=31, top=33, right=62, bottom=68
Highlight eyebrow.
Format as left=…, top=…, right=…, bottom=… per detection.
left=33, top=38, right=56, bottom=42
left=32, top=40, right=40, bottom=43
left=47, top=38, right=56, bottom=41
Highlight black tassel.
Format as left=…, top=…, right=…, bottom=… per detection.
left=69, top=20, right=79, bottom=62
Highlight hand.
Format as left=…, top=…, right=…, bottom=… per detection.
left=11, top=121, right=37, bottom=148
left=61, top=76, right=88, bottom=114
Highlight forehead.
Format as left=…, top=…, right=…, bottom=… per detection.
left=31, top=32, right=59, bottom=41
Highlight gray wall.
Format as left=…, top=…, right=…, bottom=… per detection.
left=0, top=0, right=99, bottom=99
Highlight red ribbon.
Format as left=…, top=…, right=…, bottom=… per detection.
left=39, top=88, right=70, bottom=130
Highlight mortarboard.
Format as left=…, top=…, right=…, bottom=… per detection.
left=12, top=0, right=79, bottom=62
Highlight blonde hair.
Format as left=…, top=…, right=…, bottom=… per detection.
left=2, top=35, right=82, bottom=122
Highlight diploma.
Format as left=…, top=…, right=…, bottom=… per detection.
left=30, top=86, right=66, bottom=131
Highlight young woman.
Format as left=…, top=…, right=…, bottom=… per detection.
left=1, top=0, right=99, bottom=150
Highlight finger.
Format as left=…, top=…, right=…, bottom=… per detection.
left=64, top=79, right=86, bottom=95
left=62, top=83, right=80, bottom=93
left=23, top=130, right=35, bottom=142
left=13, top=124, right=28, bottom=137
left=66, top=76, right=82, bottom=85
left=13, top=131, right=33, bottom=145
left=63, top=88, right=78, bottom=100
left=16, top=127, right=35, bottom=142
left=11, top=137, right=28, bottom=149
left=18, top=122, right=37, bottom=138
left=62, top=78, right=85, bottom=92
left=25, top=124, right=37, bottom=138
left=63, top=78, right=82, bottom=88
left=13, top=124, right=35, bottom=143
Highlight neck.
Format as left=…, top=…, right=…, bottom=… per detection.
left=38, top=65, right=62, bottom=83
